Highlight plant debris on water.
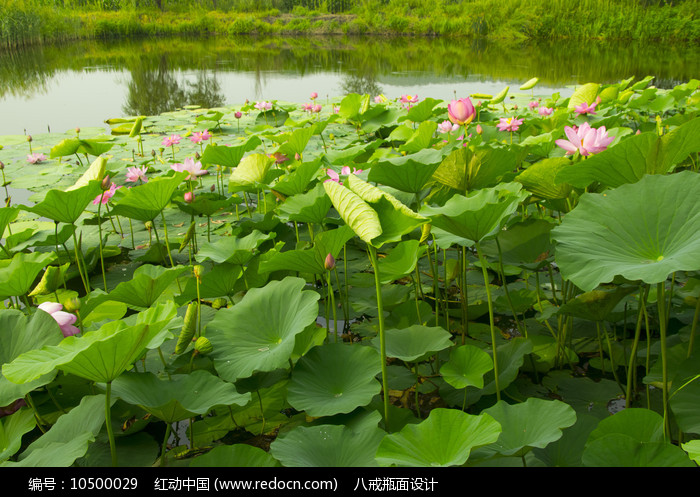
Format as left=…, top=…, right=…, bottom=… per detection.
left=1, top=77, right=700, bottom=468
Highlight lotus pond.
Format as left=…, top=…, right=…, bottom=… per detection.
left=1, top=76, right=700, bottom=468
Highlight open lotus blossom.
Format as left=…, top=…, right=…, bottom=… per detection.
left=162, top=134, right=181, bottom=147
left=125, top=165, right=148, bottom=183
left=528, top=100, right=540, bottom=111
left=400, top=94, right=419, bottom=105
left=333, top=106, right=340, bottom=114
left=172, top=157, right=208, bottom=181
left=325, top=166, right=363, bottom=184
left=38, top=302, right=80, bottom=337
left=27, top=152, right=47, bottom=164
left=438, top=120, right=460, bottom=134
left=497, top=116, right=524, bottom=132
left=555, top=122, right=615, bottom=156
left=574, top=101, right=597, bottom=115
left=190, top=130, right=211, bottom=144
left=92, top=183, right=120, bottom=205
left=254, top=101, right=272, bottom=111
left=538, top=106, right=554, bottom=116
left=302, top=103, right=314, bottom=112
left=374, top=94, right=388, bottom=104
left=312, top=104, right=322, bottom=113
left=448, top=98, right=476, bottom=125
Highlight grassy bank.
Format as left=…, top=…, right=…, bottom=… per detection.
left=2, top=0, right=700, bottom=49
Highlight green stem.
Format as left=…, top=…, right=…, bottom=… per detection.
left=326, top=271, right=338, bottom=342
left=687, top=289, right=699, bottom=359
left=657, top=281, right=671, bottom=440
left=105, top=381, right=118, bottom=467
left=161, top=422, right=172, bottom=466
left=626, top=285, right=649, bottom=408
left=97, top=196, right=108, bottom=292
left=368, top=245, right=390, bottom=426
left=476, top=242, right=500, bottom=401
left=496, top=238, right=524, bottom=337
left=160, top=210, right=176, bottom=269
left=71, top=228, right=90, bottom=294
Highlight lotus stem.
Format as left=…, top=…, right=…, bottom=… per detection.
left=326, top=271, right=338, bottom=342
left=496, top=239, right=525, bottom=337
left=97, top=195, right=108, bottom=292
left=105, top=381, right=118, bottom=467
left=476, top=242, right=500, bottom=401
left=688, top=291, right=699, bottom=358
left=657, top=281, right=671, bottom=440
left=161, top=422, right=172, bottom=466
left=368, top=244, right=390, bottom=426
left=159, top=210, right=176, bottom=269
left=71, top=228, right=90, bottom=294
left=626, top=285, right=649, bottom=408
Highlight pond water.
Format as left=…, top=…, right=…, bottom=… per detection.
left=1, top=35, right=698, bottom=136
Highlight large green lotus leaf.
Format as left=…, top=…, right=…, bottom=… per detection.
left=76, top=431, right=158, bottom=468
left=102, top=264, right=188, bottom=310
left=482, top=398, right=577, bottom=456
left=110, top=371, right=250, bottom=423
left=207, top=277, right=320, bottom=382
left=403, top=97, right=442, bottom=122
left=374, top=239, right=426, bottom=285
left=368, top=148, right=444, bottom=194
left=557, top=285, right=636, bottom=322
left=345, top=174, right=427, bottom=247
left=432, top=146, right=517, bottom=193
left=567, top=82, right=599, bottom=110
left=399, top=121, right=438, bottom=154
left=49, top=137, right=114, bottom=158
left=270, top=411, right=385, bottom=467
left=23, top=181, right=102, bottom=224
left=190, top=444, right=280, bottom=467
left=0, top=309, right=62, bottom=406
left=276, top=125, right=314, bottom=158
left=174, top=192, right=240, bottom=217
left=0, top=408, right=35, bottom=462
left=229, top=153, right=275, bottom=191
left=582, top=434, right=695, bottom=467
left=373, top=325, right=453, bottom=363
left=67, top=156, right=107, bottom=191
left=421, top=182, right=529, bottom=244
left=376, top=408, right=501, bottom=467
left=287, top=343, right=381, bottom=417
left=440, top=344, right=494, bottom=390
left=200, top=136, right=261, bottom=168
left=259, top=225, right=354, bottom=275
left=324, top=178, right=382, bottom=245
left=587, top=408, right=664, bottom=444
left=109, top=172, right=187, bottom=222
left=3, top=302, right=177, bottom=384
left=551, top=171, right=700, bottom=292
left=669, top=354, right=700, bottom=435
left=0, top=206, right=19, bottom=240
left=531, top=414, right=599, bottom=468
left=195, top=229, right=274, bottom=265
left=271, top=158, right=323, bottom=197
left=3, top=394, right=109, bottom=467
left=278, top=183, right=331, bottom=225
left=480, top=218, right=554, bottom=269
left=516, top=157, right=572, bottom=200
left=556, top=118, right=700, bottom=189
left=0, top=251, right=56, bottom=299
left=466, top=337, right=533, bottom=401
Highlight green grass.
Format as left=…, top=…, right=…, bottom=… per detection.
left=2, top=0, right=699, bottom=49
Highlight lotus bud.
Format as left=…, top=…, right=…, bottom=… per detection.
left=184, top=191, right=194, bottom=203
left=295, top=153, right=301, bottom=161
left=636, top=129, right=641, bottom=135
left=195, top=151, right=201, bottom=160
left=4, top=196, right=10, bottom=207
left=26, top=135, right=32, bottom=142
left=235, top=111, right=242, bottom=119
left=75, top=127, right=80, bottom=134
left=310, top=92, right=318, bottom=100
left=145, top=221, right=153, bottom=231
left=64, top=296, right=81, bottom=312
left=101, top=175, right=112, bottom=191
left=151, top=149, right=156, bottom=157
left=0, top=161, right=4, bottom=170
left=193, top=264, right=204, bottom=281
left=513, top=104, right=518, bottom=111
left=324, top=253, right=336, bottom=271
left=194, top=336, right=213, bottom=355
left=210, top=184, right=216, bottom=192
left=476, top=124, right=483, bottom=135
left=175, top=302, right=198, bottom=354
left=447, top=98, right=476, bottom=125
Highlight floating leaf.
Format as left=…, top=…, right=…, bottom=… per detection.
left=440, top=345, right=493, bottom=390
left=110, top=173, right=187, bottom=222
left=374, top=325, right=453, bottom=363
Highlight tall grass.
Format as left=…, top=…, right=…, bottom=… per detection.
left=2, top=0, right=699, bottom=50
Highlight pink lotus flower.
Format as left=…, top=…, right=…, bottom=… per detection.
left=574, top=101, right=597, bottom=116
left=326, top=166, right=362, bottom=184
left=270, top=152, right=289, bottom=165
left=184, top=191, right=194, bottom=203
left=302, top=103, right=313, bottom=112
left=528, top=100, right=539, bottom=111
left=92, top=183, right=120, bottom=205
left=172, top=157, right=208, bottom=181
left=333, top=106, right=340, bottom=114
left=312, top=104, right=322, bottom=113
left=27, top=153, right=47, bottom=164
left=538, top=106, right=554, bottom=116
left=341, top=166, right=362, bottom=175
left=497, top=117, right=524, bottom=132
left=400, top=94, right=419, bottom=104
left=125, top=166, right=148, bottom=183
left=448, top=98, right=476, bottom=126
left=438, top=120, right=460, bottom=134
left=254, top=101, right=272, bottom=111
left=38, top=302, right=80, bottom=337
left=162, top=134, right=181, bottom=147
left=555, top=122, right=615, bottom=156
left=310, top=92, right=318, bottom=100
left=190, top=130, right=211, bottom=144
left=234, top=111, right=243, bottom=119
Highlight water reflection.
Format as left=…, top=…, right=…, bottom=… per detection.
left=1, top=35, right=698, bottom=134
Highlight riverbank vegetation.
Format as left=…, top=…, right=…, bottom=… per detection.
left=2, top=0, right=699, bottom=49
